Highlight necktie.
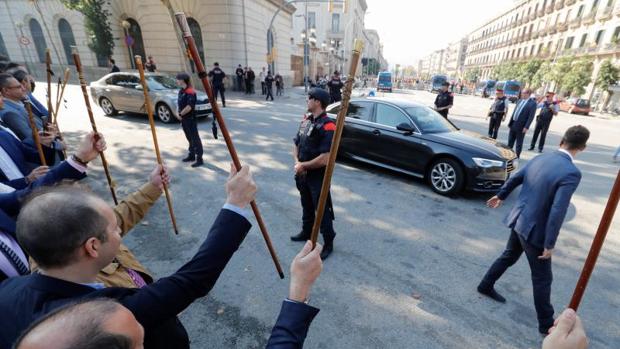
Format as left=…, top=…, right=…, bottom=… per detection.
left=513, top=100, right=525, bottom=121
left=0, top=239, right=29, bottom=275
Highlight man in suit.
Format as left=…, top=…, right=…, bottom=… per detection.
left=0, top=127, right=56, bottom=189
left=477, top=125, right=590, bottom=335
left=507, top=88, right=537, bottom=158
left=0, top=165, right=321, bottom=349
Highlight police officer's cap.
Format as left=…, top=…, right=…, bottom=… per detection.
left=442, top=82, right=450, bottom=87
left=176, top=72, right=191, bottom=82
left=308, top=88, right=331, bottom=107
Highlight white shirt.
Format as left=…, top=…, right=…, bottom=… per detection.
left=558, top=148, right=574, bottom=162
left=0, top=147, right=24, bottom=181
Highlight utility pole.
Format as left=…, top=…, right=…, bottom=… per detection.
left=304, top=0, right=309, bottom=92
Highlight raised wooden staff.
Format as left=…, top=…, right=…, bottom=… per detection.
left=45, top=49, right=55, bottom=123
left=71, top=46, right=118, bottom=205
left=135, top=55, right=179, bottom=235
left=174, top=12, right=284, bottom=279
left=52, top=68, right=70, bottom=158
left=569, top=169, right=620, bottom=311
left=24, top=101, right=47, bottom=166
left=309, top=39, right=364, bottom=247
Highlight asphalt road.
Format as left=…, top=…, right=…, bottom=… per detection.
left=35, top=84, right=620, bottom=349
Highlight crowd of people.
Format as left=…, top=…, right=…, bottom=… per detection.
left=0, top=52, right=593, bottom=349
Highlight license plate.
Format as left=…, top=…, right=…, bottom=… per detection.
left=196, top=104, right=208, bottom=111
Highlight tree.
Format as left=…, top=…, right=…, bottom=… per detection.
left=493, top=62, right=521, bottom=81
left=595, top=59, right=620, bottom=109
left=464, top=67, right=481, bottom=83
left=61, top=0, right=114, bottom=66
left=548, top=56, right=574, bottom=93
left=517, top=59, right=543, bottom=87
left=531, top=61, right=552, bottom=90
left=562, top=57, right=593, bottom=97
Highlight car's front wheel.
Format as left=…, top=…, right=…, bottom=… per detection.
left=100, top=97, right=117, bottom=116
left=428, top=158, right=464, bottom=196
left=156, top=103, right=174, bottom=123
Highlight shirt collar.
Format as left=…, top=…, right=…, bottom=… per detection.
left=558, top=148, right=574, bottom=162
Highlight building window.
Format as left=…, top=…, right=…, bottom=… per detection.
left=124, top=18, right=146, bottom=69
left=595, top=29, right=605, bottom=45
left=187, top=18, right=205, bottom=65
left=612, top=26, right=620, bottom=41
left=579, top=33, right=587, bottom=47
left=29, top=18, right=47, bottom=63
left=308, top=12, right=316, bottom=29
left=58, top=19, right=76, bottom=65
left=565, top=36, right=574, bottom=49
left=531, top=45, right=535, bottom=55
left=576, top=5, right=585, bottom=17
left=0, top=32, right=8, bottom=59
left=332, top=13, right=340, bottom=33
left=592, top=0, right=600, bottom=10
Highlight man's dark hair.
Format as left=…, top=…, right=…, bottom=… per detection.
left=13, top=299, right=132, bottom=349
left=110, top=58, right=116, bottom=64
left=16, top=185, right=109, bottom=268
left=0, top=73, right=17, bottom=90
left=11, top=69, right=28, bottom=83
left=213, top=62, right=219, bottom=66
left=176, top=72, right=191, bottom=86
left=561, top=125, right=590, bottom=150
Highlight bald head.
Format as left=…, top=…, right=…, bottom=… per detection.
left=17, top=185, right=109, bottom=269
left=14, top=299, right=144, bottom=349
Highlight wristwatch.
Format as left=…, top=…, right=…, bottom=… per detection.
left=71, top=154, right=89, bottom=166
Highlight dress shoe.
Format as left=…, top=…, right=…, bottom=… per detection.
left=191, top=159, right=204, bottom=168
left=320, top=244, right=333, bottom=260
left=182, top=155, right=195, bottom=162
left=477, top=284, right=506, bottom=303
left=538, top=149, right=543, bottom=153
left=528, top=146, right=535, bottom=151
left=290, top=231, right=310, bottom=242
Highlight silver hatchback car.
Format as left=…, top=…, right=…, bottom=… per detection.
left=90, top=72, right=212, bottom=123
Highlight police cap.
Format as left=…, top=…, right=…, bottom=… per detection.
left=176, top=72, right=191, bottom=84
left=309, top=88, right=331, bottom=108
left=442, top=82, right=450, bottom=87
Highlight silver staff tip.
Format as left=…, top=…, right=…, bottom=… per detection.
left=174, top=12, right=190, bottom=35
left=135, top=55, right=142, bottom=64
left=70, top=46, right=78, bottom=55
left=353, top=39, right=364, bottom=53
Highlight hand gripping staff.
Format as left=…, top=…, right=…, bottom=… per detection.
left=569, top=169, right=620, bottom=311
left=134, top=55, right=179, bottom=235
left=174, top=12, right=284, bottom=279
left=310, top=39, right=364, bottom=247
left=71, top=46, right=119, bottom=205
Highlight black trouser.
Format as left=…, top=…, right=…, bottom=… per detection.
left=295, top=173, right=336, bottom=244
left=181, top=116, right=203, bottom=158
left=245, top=79, right=251, bottom=94
left=265, top=85, right=274, bottom=100
left=530, top=119, right=551, bottom=151
left=480, top=230, right=554, bottom=332
left=213, top=84, right=226, bottom=107
left=488, top=115, right=502, bottom=139
left=507, top=128, right=526, bottom=158
left=276, top=85, right=283, bottom=96
left=261, top=81, right=266, bottom=95
left=236, top=76, right=243, bottom=91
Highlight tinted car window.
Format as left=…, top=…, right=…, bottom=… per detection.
left=114, top=75, right=140, bottom=88
left=576, top=99, right=590, bottom=107
left=405, top=106, right=457, bottom=133
left=147, top=75, right=177, bottom=90
left=374, top=103, right=411, bottom=128
left=346, top=101, right=373, bottom=121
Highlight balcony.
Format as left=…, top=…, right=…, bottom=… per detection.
left=616, top=5, right=620, bottom=17
left=529, top=12, right=537, bottom=21
left=566, top=0, right=576, bottom=5
left=599, top=6, right=613, bottom=21
left=569, top=17, right=581, bottom=29
left=555, top=0, right=565, bottom=10
left=548, top=25, right=557, bottom=34
left=546, top=4, right=554, bottom=14
left=538, top=8, right=546, bottom=17
left=557, top=21, right=569, bottom=31
left=582, top=11, right=596, bottom=25
left=532, top=30, right=540, bottom=39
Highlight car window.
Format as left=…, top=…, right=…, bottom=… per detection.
left=346, top=101, right=373, bottom=121
left=404, top=106, right=457, bottom=133
left=374, top=103, right=411, bottom=128
left=147, top=75, right=178, bottom=90
left=326, top=103, right=341, bottom=114
left=114, top=75, right=139, bottom=89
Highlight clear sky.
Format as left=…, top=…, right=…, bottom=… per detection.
left=364, top=0, right=517, bottom=67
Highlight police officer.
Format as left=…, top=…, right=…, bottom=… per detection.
left=176, top=72, right=204, bottom=167
left=265, top=71, right=275, bottom=101
left=235, top=64, right=244, bottom=92
left=290, top=88, right=337, bottom=260
left=434, top=82, right=454, bottom=119
left=208, top=62, right=226, bottom=107
left=327, top=71, right=344, bottom=103
left=529, top=92, right=559, bottom=153
left=487, top=89, right=508, bottom=139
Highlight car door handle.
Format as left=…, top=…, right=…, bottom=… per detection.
left=372, top=129, right=381, bottom=136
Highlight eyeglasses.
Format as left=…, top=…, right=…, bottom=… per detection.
left=6, top=85, right=23, bottom=90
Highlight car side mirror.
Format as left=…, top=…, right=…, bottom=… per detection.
left=135, top=85, right=144, bottom=90
left=396, top=123, right=414, bottom=134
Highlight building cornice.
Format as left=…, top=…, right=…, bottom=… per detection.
left=267, top=0, right=297, bottom=15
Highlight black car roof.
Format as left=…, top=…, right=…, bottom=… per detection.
left=349, top=97, right=427, bottom=109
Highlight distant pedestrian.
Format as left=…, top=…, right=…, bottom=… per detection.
left=275, top=72, right=284, bottom=96
left=265, top=71, right=275, bottom=101
left=327, top=71, right=344, bottom=103
left=145, top=55, right=157, bottom=73
left=208, top=62, right=226, bottom=108
left=529, top=92, right=559, bottom=153
left=235, top=64, right=244, bottom=91
left=614, top=145, right=620, bottom=162
left=487, top=89, right=508, bottom=139
left=175, top=72, right=204, bottom=168
left=109, top=58, right=120, bottom=73
left=248, top=67, right=256, bottom=94
left=260, top=67, right=267, bottom=95
left=244, top=67, right=250, bottom=94
left=434, top=82, right=453, bottom=119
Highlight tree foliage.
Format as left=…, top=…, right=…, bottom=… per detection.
left=548, top=56, right=574, bottom=91
left=595, top=59, right=619, bottom=91
left=562, top=57, right=593, bottom=97
left=531, top=61, right=552, bottom=89
left=60, top=0, right=114, bottom=65
left=464, top=67, right=481, bottom=83
left=517, top=59, right=542, bottom=87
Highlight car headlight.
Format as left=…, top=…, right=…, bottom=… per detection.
left=473, top=157, right=504, bottom=168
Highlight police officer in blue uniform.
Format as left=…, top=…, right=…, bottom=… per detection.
left=290, top=88, right=337, bottom=260
left=434, top=82, right=454, bottom=119
left=529, top=92, right=559, bottom=153
left=208, top=62, right=226, bottom=108
left=176, top=72, right=204, bottom=167
left=327, top=71, right=344, bottom=103
left=487, top=89, right=508, bottom=139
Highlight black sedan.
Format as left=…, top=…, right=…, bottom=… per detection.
left=326, top=98, right=518, bottom=195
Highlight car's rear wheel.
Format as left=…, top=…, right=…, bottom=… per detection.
left=156, top=103, right=174, bottom=123
left=568, top=107, right=575, bottom=114
left=428, top=158, right=464, bottom=196
left=100, top=97, right=117, bottom=116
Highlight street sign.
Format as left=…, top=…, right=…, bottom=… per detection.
left=125, top=35, right=134, bottom=47
left=19, top=36, right=30, bottom=46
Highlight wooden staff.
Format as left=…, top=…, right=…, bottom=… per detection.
left=52, top=69, right=70, bottom=158
left=310, top=39, right=364, bottom=247
left=24, top=101, right=47, bottom=166
left=45, top=49, right=55, bottom=124
left=569, top=169, right=620, bottom=311
left=134, top=55, right=179, bottom=235
left=71, top=46, right=118, bottom=205
left=174, top=12, right=284, bottom=279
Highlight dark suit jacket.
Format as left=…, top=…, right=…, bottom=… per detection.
left=507, top=98, right=537, bottom=132
left=267, top=300, right=319, bottom=348
left=0, top=130, right=54, bottom=189
left=0, top=209, right=313, bottom=349
left=497, top=150, right=581, bottom=249
left=0, top=209, right=18, bottom=282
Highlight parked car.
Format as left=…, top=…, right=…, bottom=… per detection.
left=326, top=98, right=518, bottom=195
left=90, top=72, right=211, bottom=123
left=559, top=98, right=591, bottom=115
